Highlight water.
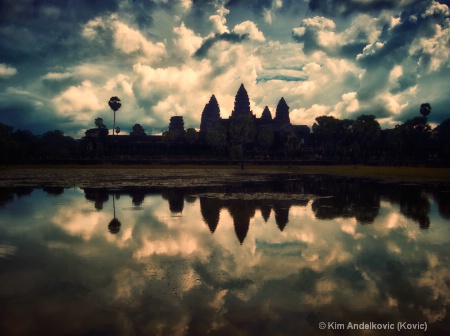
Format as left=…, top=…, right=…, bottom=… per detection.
left=0, top=176, right=449, bottom=335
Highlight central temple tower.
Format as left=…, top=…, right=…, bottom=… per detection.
left=231, top=84, right=253, bottom=118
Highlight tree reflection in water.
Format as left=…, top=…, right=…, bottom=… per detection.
left=108, top=195, right=121, bottom=234
left=0, top=175, right=450, bottom=335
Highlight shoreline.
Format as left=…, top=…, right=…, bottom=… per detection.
left=1, top=165, right=450, bottom=187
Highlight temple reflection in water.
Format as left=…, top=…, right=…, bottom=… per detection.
left=1, top=175, right=450, bottom=335
left=77, top=175, right=449, bottom=243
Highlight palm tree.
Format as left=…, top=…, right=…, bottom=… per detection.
left=108, top=195, right=121, bottom=234
left=108, top=97, right=122, bottom=136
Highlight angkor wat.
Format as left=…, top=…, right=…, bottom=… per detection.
left=1, top=84, right=450, bottom=165
left=79, top=84, right=311, bottom=161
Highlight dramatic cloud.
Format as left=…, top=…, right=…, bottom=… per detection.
left=307, top=0, right=406, bottom=16
left=2, top=185, right=449, bottom=334
left=0, top=0, right=449, bottom=135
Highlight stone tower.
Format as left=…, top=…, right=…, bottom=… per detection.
left=169, top=116, right=185, bottom=139
left=200, top=94, right=221, bottom=135
left=274, top=97, right=290, bottom=124
left=231, top=84, right=252, bottom=118
left=130, top=124, right=146, bottom=136
left=261, top=106, right=272, bottom=123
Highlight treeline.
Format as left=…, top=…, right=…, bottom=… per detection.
left=1, top=114, right=450, bottom=165
left=312, top=115, right=450, bottom=165
left=0, top=123, right=77, bottom=162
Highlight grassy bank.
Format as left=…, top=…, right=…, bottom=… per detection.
left=278, top=165, right=450, bottom=182
left=2, top=164, right=450, bottom=182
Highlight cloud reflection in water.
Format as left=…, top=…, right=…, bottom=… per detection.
left=0, top=177, right=449, bottom=335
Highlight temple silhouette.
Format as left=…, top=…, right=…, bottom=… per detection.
left=79, top=84, right=310, bottom=160
left=0, top=176, right=443, bottom=246
left=2, top=85, right=448, bottom=165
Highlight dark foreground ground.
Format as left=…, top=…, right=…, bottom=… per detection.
left=1, top=165, right=450, bottom=188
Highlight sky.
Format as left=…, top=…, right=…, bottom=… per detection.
left=1, top=0, right=449, bottom=137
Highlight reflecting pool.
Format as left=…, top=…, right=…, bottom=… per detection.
left=0, top=175, right=449, bottom=335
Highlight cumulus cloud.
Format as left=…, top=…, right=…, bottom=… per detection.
left=113, top=20, right=166, bottom=61
left=52, top=81, right=104, bottom=122
left=1, top=0, right=450, bottom=135
left=290, top=0, right=450, bottom=127
left=173, top=22, right=204, bottom=57
left=83, top=15, right=167, bottom=64
left=132, top=63, right=205, bottom=126
left=209, top=5, right=230, bottom=34
left=292, top=14, right=382, bottom=58
left=233, top=21, right=265, bottom=41
left=0, top=64, right=17, bottom=78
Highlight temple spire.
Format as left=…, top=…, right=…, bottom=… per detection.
left=261, top=106, right=272, bottom=121
left=274, top=97, right=290, bottom=124
left=200, top=94, right=221, bottom=135
left=231, top=84, right=252, bottom=118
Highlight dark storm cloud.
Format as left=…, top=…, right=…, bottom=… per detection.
left=390, top=72, right=417, bottom=94
left=291, top=22, right=325, bottom=55
left=356, top=0, right=449, bottom=102
left=0, top=90, right=68, bottom=135
left=307, top=0, right=445, bottom=62
left=394, top=68, right=450, bottom=124
left=0, top=0, right=121, bottom=74
left=224, top=0, right=309, bottom=17
left=354, top=101, right=392, bottom=120
left=226, top=0, right=273, bottom=12
left=0, top=0, right=119, bottom=25
left=0, top=0, right=166, bottom=71
left=0, top=0, right=164, bottom=135
left=307, top=0, right=409, bottom=16
left=124, top=0, right=157, bottom=29
left=193, top=32, right=249, bottom=59
left=291, top=15, right=372, bottom=59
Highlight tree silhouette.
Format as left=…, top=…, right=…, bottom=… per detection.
left=0, top=123, right=14, bottom=161
left=13, top=129, right=39, bottom=161
left=41, top=130, right=76, bottom=159
left=433, top=118, right=450, bottom=159
left=312, top=116, right=341, bottom=159
left=95, top=118, right=106, bottom=129
left=108, top=96, right=121, bottom=136
left=351, top=115, right=381, bottom=162
left=419, top=103, right=431, bottom=117
left=397, top=116, right=432, bottom=159
left=108, top=195, right=121, bottom=234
